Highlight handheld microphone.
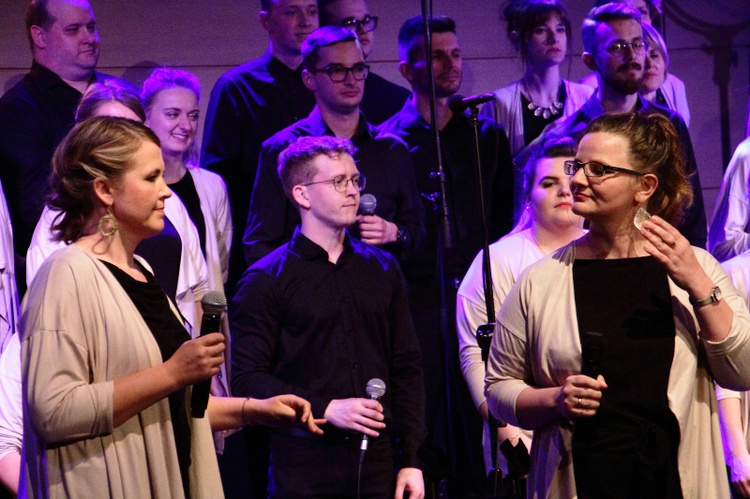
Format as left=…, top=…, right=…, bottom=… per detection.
left=360, top=378, right=386, bottom=452
left=191, top=290, right=227, bottom=418
left=448, top=93, right=495, bottom=113
left=359, top=193, right=377, bottom=216
left=580, top=331, right=603, bottom=378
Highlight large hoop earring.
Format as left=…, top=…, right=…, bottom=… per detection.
left=97, top=206, right=118, bottom=237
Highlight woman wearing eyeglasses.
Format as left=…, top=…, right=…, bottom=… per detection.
left=485, top=111, right=750, bottom=498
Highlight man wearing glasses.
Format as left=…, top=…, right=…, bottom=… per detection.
left=231, top=136, right=426, bottom=498
left=244, top=25, right=424, bottom=266
left=319, top=0, right=410, bottom=124
left=527, top=2, right=706, bottom=247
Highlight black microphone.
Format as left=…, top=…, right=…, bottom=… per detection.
left=359, top=193, right=377, bottom=216
left=191, top=290, right=227, bottom=418
left=360, top=378, right=386, bottom=453
left=581, top=331, right=603, bottom=378
left=448, top=93, right=495, bottom=113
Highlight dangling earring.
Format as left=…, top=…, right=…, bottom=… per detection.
left=97, top=206, right=118, bottom=237
left=633, top=206, right=651, bottom=230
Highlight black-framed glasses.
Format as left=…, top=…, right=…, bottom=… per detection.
left=605, top=39, right=648, bottom=58
left=564, top=160, right=644, bottom=178
left=301, top=175, right=366, bottom=192
left=338, top=15, right=379, bottom=33
left=309, top=64, right=370, bottom=82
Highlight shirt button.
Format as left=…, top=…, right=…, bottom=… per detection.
left=351, top=363, right=358, bottom=369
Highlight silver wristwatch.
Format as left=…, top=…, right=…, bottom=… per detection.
left=689, top=285, right=722, bottom=308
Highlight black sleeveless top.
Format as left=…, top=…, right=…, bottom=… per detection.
left=571, top=256, right=682, bottom=498
left=100, top=259, right=192, bottom=496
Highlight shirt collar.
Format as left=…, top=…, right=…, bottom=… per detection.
left=306, top=107, right=373, bottom=141
left=290, top=226, right=353, bottom=263
left=265, top=51, right=304, bottom=80
left=30, top=59, right=104, bottom=94
left=583, top=91, right=646, bottom=119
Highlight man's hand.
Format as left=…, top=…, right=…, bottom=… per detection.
left=395, top=467, right=424, bottom=499
left=357, top=215, right=398, bottom=245
left=323, top=398, right=385, bottom=436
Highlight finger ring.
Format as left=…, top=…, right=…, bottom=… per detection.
left=576, top=397, right=582, bottom=408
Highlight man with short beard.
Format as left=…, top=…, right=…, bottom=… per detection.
left=530, top=2, right=706, bottom=247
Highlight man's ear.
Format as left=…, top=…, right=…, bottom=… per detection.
left=302, top=69, right=316, bottom=92
left=258, top=10, right=271, bottom=33
left=292, top=185, right=312, bottom=211
left=398, top=61, right=413, bottom=84
left=582, top=52, right=598, bottom=72
left=30, top=25, right=46, bottom=50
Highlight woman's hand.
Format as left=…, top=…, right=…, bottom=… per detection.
left=165, top=332, right=225, bottom=388
left=730, top=452, right=750, bottom=498
left=640, top=216, right=713, bottom=296
left=244, top=395, right=325, bottom=435
left=556, top=374, right=607, bottom=420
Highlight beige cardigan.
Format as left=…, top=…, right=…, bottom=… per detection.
left=20, top=245, right=222, bottom=498
left=486, top=244, right=750, bottom=499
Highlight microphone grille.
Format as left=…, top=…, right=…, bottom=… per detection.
left=359, top=193, right=377, bottom=214
left=366, top=378, right=386, bottom=399
left=448, top=94, right=466, bottom=114
left=201, top=290, right=227, bottom=315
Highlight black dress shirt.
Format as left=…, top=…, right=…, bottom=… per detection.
left=360, top=71, right=411, bottom=126
left=528, top=93, right=707, bottom=248
left=379, top=99, right=515, bottom=280
left=0, top=61, right=124, bottom=261
left=243, top=107, right=425, bottom=265
left=200, top=51, right=316, bottom=293
left=230, top=228, right=425, bottom=468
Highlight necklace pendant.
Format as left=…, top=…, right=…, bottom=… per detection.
left=542, top=109, right=551, bottom=119
left=534, top=107, right=543, bottom=117
left=528, top=102, right=537, bottom=111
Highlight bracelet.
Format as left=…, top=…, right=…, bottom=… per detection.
left=241, top=397, right=251, bottom=426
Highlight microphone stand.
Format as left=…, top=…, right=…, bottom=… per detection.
left=419, top=1, right=455, bottom=497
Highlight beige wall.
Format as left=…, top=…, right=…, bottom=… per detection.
left=1, top=0, right=748, bottom=218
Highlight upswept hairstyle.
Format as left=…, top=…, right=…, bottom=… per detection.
left=278, top=136, right=356, bottom=204
left=26, top=0, right=54, bottom=50
left=49, top=117, right=161, bottom=243
left=301, top=26, right=360, bottom=71
left=581, top=3, right=641, bottom=54
left=642, top=23, right=670, bottom=69
left=503, top=0, right=572, bottom=60
left=583, top=111, right=693, bottom=226
left=140, top=67, right=202, bottom=166
left=513, top=136, right=577, bottom=231
left=76, top=79, right=145, bottom=123
left=397, top=15, right=456, bottom=63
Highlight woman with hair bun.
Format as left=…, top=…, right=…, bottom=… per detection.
left=486, top=111, right=750, bottom=498
left=481, top=0, right=593, bottom=157
left=20, top=117, right=321, bottom=498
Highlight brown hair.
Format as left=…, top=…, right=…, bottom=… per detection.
left=583, top=111, right=693, bottom=225
left=278, top=136, right=356, bottom=205
left=49, top=117, right=160, bottom=243
left=503, top=0, right=573, bottom=60
left=75, top=80, right=146, bottom=123
left=26, top=0, right=54, bottom=50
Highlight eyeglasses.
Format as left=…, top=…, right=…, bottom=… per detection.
left=309, top=64, right=370, bottom=82
left=301, top=175, right=366, bottom=192
left=564, top=160, right=644, bottom=178
left=338, top=15, right=379, bottom=33
left=605, top=39, right=648, bottom=58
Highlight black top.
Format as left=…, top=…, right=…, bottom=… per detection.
left=201, top=52, right=316, bottom=295
left=230, top=228, right=426, bottom=468
left=0, top=61, right=130, bottom=291
left=360, top=71, right=411, bottom=126
left=572, top=256, right=681, bottom=497
left=170, top=170, right=206, bottom=256
left=520, top=83, right=567, bottom=146
left=379, top=99, right=515, bottom=280
left=135, top=216, right=182, bottom=304
left=244, top=108, right=425, bottom=265
left=99, top=259, right=192, bottom=495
